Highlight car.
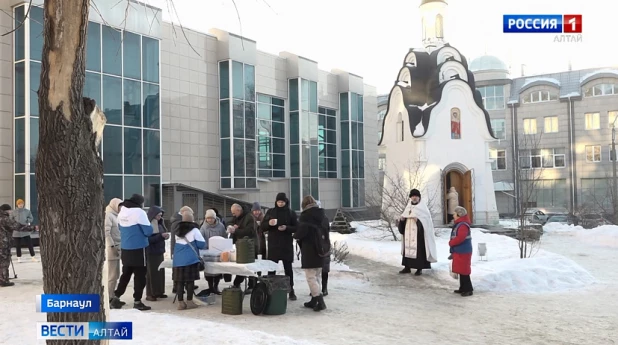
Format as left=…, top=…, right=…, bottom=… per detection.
left=523, top=207, right=570, bottom=226
left=579, top=214, right=611, bottom=229
left=545, top=215, right=575, bottom=225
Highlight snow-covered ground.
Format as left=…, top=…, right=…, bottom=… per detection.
left=2, top=221, right=618, bottom=344
left=332, top=221, right=596, bottom=293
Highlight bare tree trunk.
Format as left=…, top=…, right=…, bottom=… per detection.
left=36, top=1, right=106, bottom=344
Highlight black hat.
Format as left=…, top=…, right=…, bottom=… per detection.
left=409, top=189, right=421, bottom=198
left=129, top=194, right=145, bottom=206
left=276, top=193, right=288, bottom=203
left=0, top=204, right=11, bottom=211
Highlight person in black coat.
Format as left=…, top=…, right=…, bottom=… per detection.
left=294, top=195, right=328, bottom=312
left=145, top=206, right=169, bottom=301
left=260, top=192, right=299, bottom=301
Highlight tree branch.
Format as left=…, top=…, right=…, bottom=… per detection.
left=1, top=0, right=33, bottom=37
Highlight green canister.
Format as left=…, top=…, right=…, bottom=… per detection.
left=236, top=237, right=256, bottom=264
left=221, top=287, right=244, bottom=315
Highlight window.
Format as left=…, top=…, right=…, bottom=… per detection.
left=143, top=83, right=159, bottom=129
left=378, top=157, right=386, bottom=170
left=490, top=119, right=506, bottom=139
left=142, top=37, right=159, bottom=83
left=522, top=90, right=558, bottom=103
left=102, top=25, right=122, bottom=76
left=86, top=23, right=101, bottom=72
left=123, top=79, right=142, bottom=127
left=341, top=92, right=365, bottom=208
left=477, top=85, right=505, bottom=110
left=544, top=116, right=559, bottom=133
left=581, top=178, right=611, bottom=209
left=103, top=126, right=123, bottom=174
left=489, top=149, right=507, bottom=170
left=123, top=32, right=141, bottom=79
left=521, top=179, right=568, bottom=208
left=609, top=111, right=618, bottom=128
left=256, top=94, right=286, bottom=178
left=318, top=107, right=337, bottom=178
left=377, top=109, right=386, bottom=120
left=584, top=83, right=618, bottom=97
left=585, top=113, right=600, bottom=130
left=610, top=144, right=616, bottom=162
left=143, top=129, right=160, bottom=175
left=519, top=148, right=565, bottom=169
left=124, top=127, right=142, bottom=174
left=219, top=60, right=257, bottom=189
left=586, top=145, right=601, bottom=162
left=523, top=118, right=537, bottom=134
left=103, top=76, right=122, bottom=125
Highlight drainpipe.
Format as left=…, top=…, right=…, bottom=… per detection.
left=511, top=103, right=519, bottom=215
left=567, top=96, right=577, bottom=213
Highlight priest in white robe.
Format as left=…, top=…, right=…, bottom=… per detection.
left=397, top=189, right=438, bottom=275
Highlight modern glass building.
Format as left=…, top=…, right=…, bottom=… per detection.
left=0, top=0, right=378, bottom=220
left=9, top=1, right=162, bottom=222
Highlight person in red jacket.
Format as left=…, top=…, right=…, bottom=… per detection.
left=449, top=206, right=474, bottom=297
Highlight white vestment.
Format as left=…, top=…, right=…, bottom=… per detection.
left=400, top=201, right=438, bottom=263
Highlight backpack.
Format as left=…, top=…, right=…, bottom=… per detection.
left=315, top=217, right=331, bottom=258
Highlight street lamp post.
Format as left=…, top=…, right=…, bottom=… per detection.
left=612, top=115, right=618, bottom=224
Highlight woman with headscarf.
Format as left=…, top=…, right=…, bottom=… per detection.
left=145, top=206, right=170, bottom=302
left=12, top=199, right=36, bottom=263
left=105, top=198, right=123, bottom=307
left=199, top=209, right=227, bottom=295
left=260, top=192, right=299, bottom=301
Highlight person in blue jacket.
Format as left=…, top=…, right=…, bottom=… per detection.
left=110, top=194, right=153, bottom=311
left=173, top=212, right=206, bottom=310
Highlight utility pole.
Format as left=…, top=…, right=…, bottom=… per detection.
left=612, top=115, right=618, bottom=224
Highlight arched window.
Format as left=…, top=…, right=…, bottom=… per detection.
left=435, top=14, right=444, bottom=38
left=583, top=83, right=618, bottom=97
left=377, top=109, right=386, bottom=120
left=451, top=107, right=461, bottom=139
left=522, top=90, right=558, bottom=103
left=396, top=113, right=404, bottom=142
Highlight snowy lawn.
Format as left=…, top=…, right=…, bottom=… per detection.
left=543, top=223, right=618, bottom=249
left=331, top=220, right=597, bottom=294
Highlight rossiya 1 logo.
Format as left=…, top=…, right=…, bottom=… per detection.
left=502, top=14, right=582, bottom=43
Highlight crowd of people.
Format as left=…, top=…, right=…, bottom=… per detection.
left=104, top=192, right=332, bottom=312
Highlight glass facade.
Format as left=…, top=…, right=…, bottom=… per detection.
left=257, top=94, right=286, bottom=178
left=13, top=4, right=162, bottom=221
left=289, top=79, right=319, bottom=211
left=340, top=92, right=365, bottom=208
left=219, top=60, right=257, bottom=189
left=318, top=107, right=337, bottom=178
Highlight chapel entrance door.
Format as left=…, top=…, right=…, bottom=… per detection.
left=443, top=168, right=473, bottom=224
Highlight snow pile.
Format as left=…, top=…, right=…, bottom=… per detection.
left=542, top=222, right=618, bottom=248
left=543, top=222, right=584, bottom=233
left=576, top=225, right=618, bottom=248
left=521, top=77, right=561, bottom=89
left=499, top=218, right=519, bottom=229
left=331, top=221, right=596, bottom=293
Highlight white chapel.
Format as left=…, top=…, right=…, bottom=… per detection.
left=378, top=0, right=499, bottom=225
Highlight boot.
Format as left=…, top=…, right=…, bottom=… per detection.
left=146, top=296, right=157, bottom=302
left=0, top=281, right=15, bottom=287
left=177, top=301, right=187, bottom=310
left=289, top=289, right=297, bottom=301
left=461, top=291, right=473, bottom=297
left=322, top=272, right=329, bottom=296
left=110, top=297, right=124, bottom=309
left=213, top=277, right=222, bottom=295
left=185, top=300, right=199, bottom=309
left=304, top=297, right=317, bottom=308
left=31, top=256, right=38, bottom=262
left=414, top=269, right=422, bottom=276
left=133, top=301, right=151, bottom=311
left=399, top=267, right=411, bottom=274
left=313, top=294, right=326, bottom=312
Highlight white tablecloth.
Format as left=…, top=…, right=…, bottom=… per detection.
left=158, top=259, right=279, bottom=277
